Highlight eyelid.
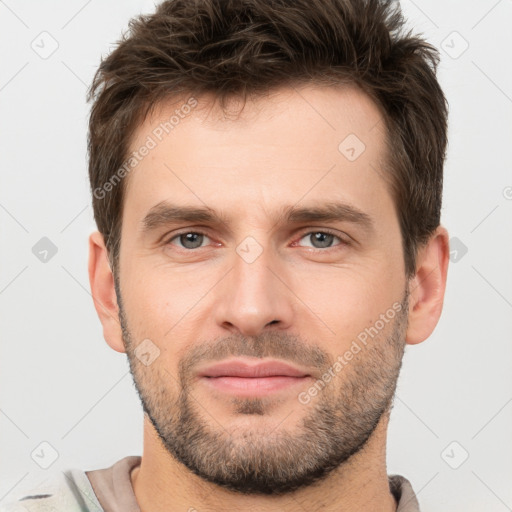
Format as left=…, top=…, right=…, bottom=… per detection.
left=164, top=227, right=350, bottom=251
left=165, top=228, right=215, bottom=248
left=292, top=228, right=350, bottom=249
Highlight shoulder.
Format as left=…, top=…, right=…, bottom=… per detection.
left=389, top=474, right=421, bottom=512
left=0, top=468, right=103, bottom=512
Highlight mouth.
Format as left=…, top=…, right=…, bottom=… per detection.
left=196, top=358, right=312, bottom=397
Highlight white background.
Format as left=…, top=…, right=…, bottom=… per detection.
left=0, top=1, right=511, bottom=511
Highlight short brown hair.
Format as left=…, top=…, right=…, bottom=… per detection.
left=87, top=0, right=448, bottom=279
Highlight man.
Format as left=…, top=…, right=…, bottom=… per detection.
left=1, top=0, right=449, bottom=510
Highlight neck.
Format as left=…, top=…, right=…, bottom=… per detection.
left=130, top=413, right=397, bottom=512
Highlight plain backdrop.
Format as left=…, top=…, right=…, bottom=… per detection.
left=1, top=1, right=511, bottom=511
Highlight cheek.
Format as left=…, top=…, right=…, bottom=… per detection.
left=121, top=265, right=214, bottom=344
left=289, top=261, right=402, bottom=345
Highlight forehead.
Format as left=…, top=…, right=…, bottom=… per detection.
left=123, top=84, right=392, bottom=226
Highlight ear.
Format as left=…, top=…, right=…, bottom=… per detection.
left=88, top=231, right=126, bottom=353
left=405, top=225, right=450, bottom=345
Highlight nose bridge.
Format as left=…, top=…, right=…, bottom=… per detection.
left=214, top=235, right=294, bottom=335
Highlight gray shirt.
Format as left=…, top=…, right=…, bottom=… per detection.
left=0, top=456, right=421, bottom=511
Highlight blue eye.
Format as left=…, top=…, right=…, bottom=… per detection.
left=296, top=231, right=345, bottom=250
left=165, top=229, right=347, bottom=252
left=168, top=232, right=210, bottom=250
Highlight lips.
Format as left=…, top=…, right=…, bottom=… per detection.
left=197, top=358, right=312, bottom=397
left=197, top=358, right=310, bottom=379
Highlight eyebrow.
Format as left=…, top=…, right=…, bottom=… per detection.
left=141, top=200, right=375, bottom=236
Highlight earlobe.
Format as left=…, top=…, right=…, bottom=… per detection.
left=88, top=231, right=126, bottom=353
left=405, top=225, right=450, bottom=345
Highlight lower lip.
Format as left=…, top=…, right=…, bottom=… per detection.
left=200, top=376, right=309, bottom=396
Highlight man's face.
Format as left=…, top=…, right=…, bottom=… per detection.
left=115, top=85, right=409, bottom=494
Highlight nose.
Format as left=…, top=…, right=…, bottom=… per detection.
left=213, top=239, right=295, bottom=337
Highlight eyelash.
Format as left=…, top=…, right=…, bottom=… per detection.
left=164, top=229, right=349, bottom=252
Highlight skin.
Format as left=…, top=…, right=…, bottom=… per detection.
left=88, top=84, right=449, bottom=512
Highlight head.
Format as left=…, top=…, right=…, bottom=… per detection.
left=88, top=0, right=449, bottom=496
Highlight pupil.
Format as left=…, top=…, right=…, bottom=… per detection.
left=181, top=233, right=202, bottom=249
left=313, top=232, right=333, bottom=248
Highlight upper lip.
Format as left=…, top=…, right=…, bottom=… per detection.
left=197, top=358, right=311, bottom=378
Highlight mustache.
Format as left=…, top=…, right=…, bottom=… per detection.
left=179, top=331, right=331, bottom=376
